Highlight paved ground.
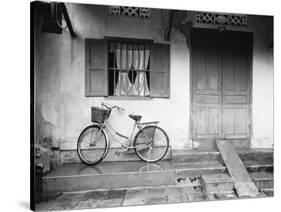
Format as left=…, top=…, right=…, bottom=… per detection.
left=35, top=185, right=272, bottom=211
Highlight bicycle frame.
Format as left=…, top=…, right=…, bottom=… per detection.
left=100, top=119, right=140, bottom=149
left=93, top=117, right=159, bottom=151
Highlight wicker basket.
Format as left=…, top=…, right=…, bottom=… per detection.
left=91, top=107, right=109, bottom=123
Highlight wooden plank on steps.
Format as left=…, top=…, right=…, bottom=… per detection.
left=216, top=140, right=260, bottom=197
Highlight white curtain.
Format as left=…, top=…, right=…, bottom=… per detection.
left=114, top=43, right=150, bottom=96
left=132, top=44, right=150, bottom=96
left=114, top=43, right=133, bottom=96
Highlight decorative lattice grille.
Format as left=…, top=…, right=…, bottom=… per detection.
left=109, top=6, right=150, bottom=18
left=109, top=6, right=121, bottom=16
left=196, top=12, right=248, bottom=27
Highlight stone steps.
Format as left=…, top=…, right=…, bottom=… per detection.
left=173, top=161, right=273, bottom=183
left=172, top=150, right=220, bottom=164
left=172, top=149, right=272, bottom=161
left=244, top=161, right=273, bottom=173
left=43, top=161, right=175, bottom=193
left=239, top=149, right=273, bottom=162
left=43, top=149, right=273, bottom=194
left=173, top=149, right=273, bottom=195
left=250, top=172, right=273, bottom=190
left=200, top=172, right=273, bottom=194
left=174, top=161, right=226, bottom=187
left=61, top=147, right=172, bottom=163
left=200, top=173, right=234, bottom=193
left=42, top=160, right=231, bottom=193
left=260, top=188, right=274, bottom=197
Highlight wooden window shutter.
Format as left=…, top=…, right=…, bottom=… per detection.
left=85, top=39, right=108, bottom=96
left=150, top=43, right=170, bottom=98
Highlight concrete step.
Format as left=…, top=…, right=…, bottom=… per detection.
left=173, top=160, right=273, bottom=188
left=239, top=149, right=273, bottom=163
left=260, top=188, right=274, bottom=197
left=43, top=161, right=175, bottom=193
left=43, top=149, right=273, bottom=194
left=61, top=147, right=172, bottom=163
left=250, top=172, right=273, bottom=190
left=172, top=150, right=221, bottom=164
left=174, top=161, right=226, bottom=177
left=244, top=160, right=273, bottom=172
left=43, top=160, right=228, bottom=193
left=174, top=161, right=226, bottom=187
left=200, top=173, right=234, bottom=193
left=172, top=149, right=273, bottom=164
left=200, top=172, right=274, bottom=194
left=208, top=191, right=238, bottom=200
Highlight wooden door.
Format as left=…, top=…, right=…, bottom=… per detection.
left=190, top=28, right=252, bottom=149
left=191, top=30, right=222, bottom=141
left=221, top=32, right=252, bottom=144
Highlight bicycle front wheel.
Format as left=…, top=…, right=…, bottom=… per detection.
left=134, top=126, right=169, bottom=162
left=77, top=125, right=108, bottom=165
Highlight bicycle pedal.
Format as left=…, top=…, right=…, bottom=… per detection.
left=115, top=151, right=121, bottom=156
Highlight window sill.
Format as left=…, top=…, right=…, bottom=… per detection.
left=105, top=96, right=153, bottom=101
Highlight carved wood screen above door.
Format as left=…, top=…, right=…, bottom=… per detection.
left=190, top=28, right=252, bottom=149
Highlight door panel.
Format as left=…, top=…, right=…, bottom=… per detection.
left=195, top=107, right=220, bottom=138
left=221, top=32, right=251, bottom=139
left=209, top=108, right=220, bottom=134
left=223, top=108, right=248, bottom=139
left=195, top=94, right=220, bottom=104
left=191, top=29, right=221, bottom=140
left=191, top=28, right=252, bottom=147
left=194, top=34, right=221, bottom=91
left=224, top=95, right=247, bottom=104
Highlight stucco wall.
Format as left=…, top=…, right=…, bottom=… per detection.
left=35, top=3, right=191, bottom=151
left=251, top=16, right=274, bottom=148
left=34, top=3, right=273, bottom=153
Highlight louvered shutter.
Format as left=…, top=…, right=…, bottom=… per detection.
left=85, top=39, right=108, bottom=96
left=150, top=43, right=170, bottom=98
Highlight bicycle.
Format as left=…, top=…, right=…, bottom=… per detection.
left=77, top=102, right=169, bottom=165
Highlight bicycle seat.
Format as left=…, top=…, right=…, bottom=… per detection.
left=129, top=114, right=142, bottom=122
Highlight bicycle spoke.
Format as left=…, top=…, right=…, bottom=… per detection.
left=134, top=126, right=169, bottom=162
left=77, top=126, right=108, bottom=165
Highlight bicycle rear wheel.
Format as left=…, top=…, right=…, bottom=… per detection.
left=134, top=126, right=169, bottom=162
left=77, top=125, right=108, bottom=165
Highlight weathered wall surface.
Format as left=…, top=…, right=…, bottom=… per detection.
left=250, top=16, right=274, bottom=148
left=34, top=3, right=273, bottom=161
left=35, top=4, right=191, bottom=153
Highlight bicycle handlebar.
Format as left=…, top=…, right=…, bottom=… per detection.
left=101, top=102, right=125, bottom=112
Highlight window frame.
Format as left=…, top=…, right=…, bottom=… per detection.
left=85, top=37, right=170, bottom=99
left=106, top=37, right=154, bottom=98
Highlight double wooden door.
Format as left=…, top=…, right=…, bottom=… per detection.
left=190, top=28, right=252, bottom=148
